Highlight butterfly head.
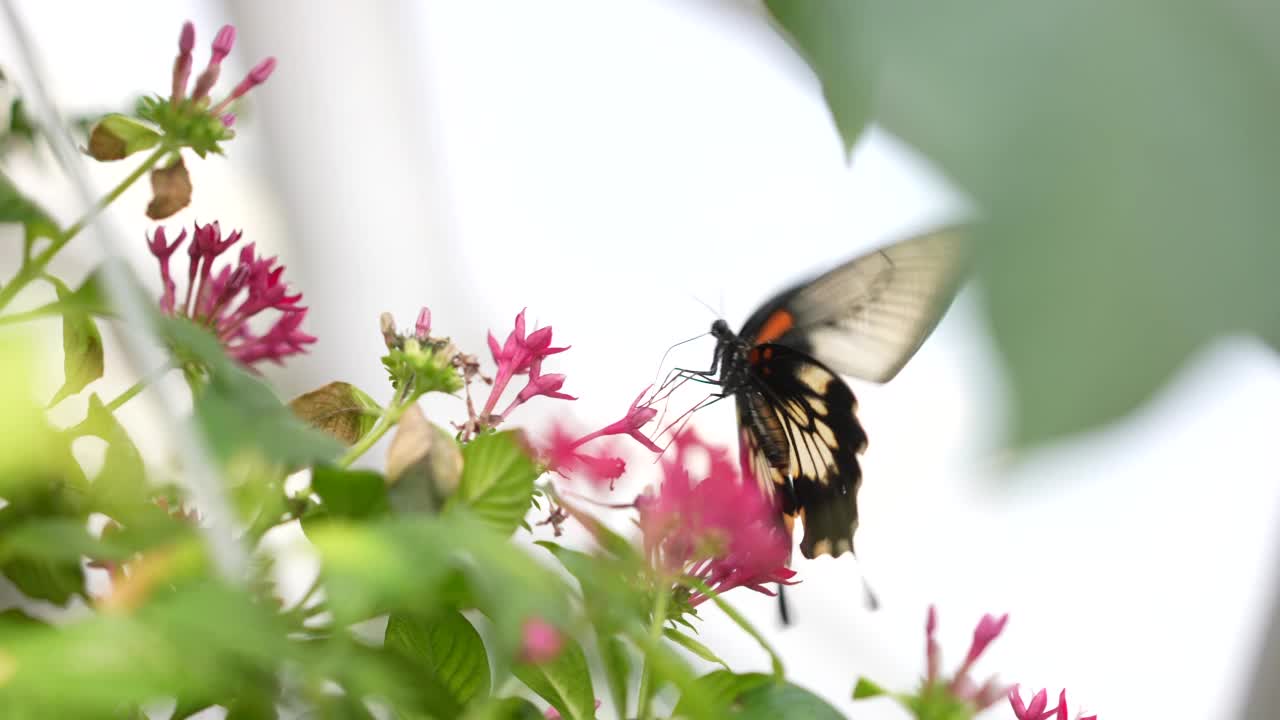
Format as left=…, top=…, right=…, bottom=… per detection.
left=710, top=318, right=733, bottom=340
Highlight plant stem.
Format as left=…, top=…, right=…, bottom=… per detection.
left=636, top=587, right=671, bottom=720
left=103, top=362, right=174, bottom=413
left=336, top=399, right=407, bottom=468
left=0, top=146, right=168, bottom=314
left=0, top=303, right=58, bottom=326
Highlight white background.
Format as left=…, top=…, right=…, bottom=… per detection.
left=4, top=2, right=1280, bottom=718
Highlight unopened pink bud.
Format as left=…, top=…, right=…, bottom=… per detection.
left=211, top=25, right=236, bottom=62
left=415, top=307, right=431, bottom=339
left=518, top=618, right=563, bottom=664
left=220, top=113, right=236, bottom=127
left=248, top=57, right=277, bottom=85
left=179, top=22, right=196, bottom=53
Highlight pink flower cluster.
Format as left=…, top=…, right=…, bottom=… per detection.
left=148, top=221, right=315, bottom=367
left=482, top=308, right=572, bottom=422
left=638, top=429, right=795, bottom=606
left=170, top=21, right=276, bottom=125
left=1009, top=686, right=1097, bottom=720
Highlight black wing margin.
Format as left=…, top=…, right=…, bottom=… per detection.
left=736, top=343, right=869, bottom=559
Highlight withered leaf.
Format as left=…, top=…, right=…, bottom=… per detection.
left=288, top=381, right=380, bottom=446
left=145, top=156, right=192, bottom=219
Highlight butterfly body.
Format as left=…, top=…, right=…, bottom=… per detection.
left=700, top=227, right=968, bottom=561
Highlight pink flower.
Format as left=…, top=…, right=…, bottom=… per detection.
left=638, top=428, right=796, bottom=606
left=148, top=221, right=315, bottom=367
left=171, top=22, right=196, bottom=103
left=539, top=423, right=626, bottom=488
left=191, top=25, right=236, bottom=100
left=921, top=606, right=1010, bottom=712
left=481, top=308, right=570, bottom=422
left=1010, top=686, right=1097, bottom=720
left=519, top=618, right=564, bottom=664
left=414, top=307, right=431, bottom=340
left=571, top=387, right=662, bottom=453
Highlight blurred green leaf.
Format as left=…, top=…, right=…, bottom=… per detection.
left=156, top=318, right=341, bottom=468
left=461, top=696, right=544, bottom=720
left=0, top=167, right=59, bottom=250
left=852, top=677, right=888, bottom=699
left=70, top=393, right=149, bottom=521
left=385, top=611, right=491, bottom=708
left=0, top=583, right=289, bottom=714
left=311, top=466, right=389, bottom=520
left=599, top=635, right=632, bottom=718
left=664, top=627, right=729, bottom=670
left=0, top=555, right=83, bottom=604
left=764, top=0, right=876, bottom=152
left=449, top=431, right=537, bottom=537
left=676, top=671, right=843, bottom=719
left=513, top=635, right=595, bottom=720
left=289, top=381, right=381, bottom=446
left=0, top=340, right=77, bottom=497
left=46, top=278, right=103, bottom=406
left=770, top=1, right=1280, bottom=444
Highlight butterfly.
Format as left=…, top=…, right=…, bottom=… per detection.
left=679, top=225, right=968, bottom=570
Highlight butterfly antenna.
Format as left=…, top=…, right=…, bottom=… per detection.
left=650, top=332, right=710, bottom=390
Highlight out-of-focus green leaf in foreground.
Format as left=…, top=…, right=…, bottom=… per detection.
left=766, top=0, right=1280, bottom=445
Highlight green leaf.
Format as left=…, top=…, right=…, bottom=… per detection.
left=157, top=317, right=341, bottom=468
left=47, top=278, right=104, bottom=406
left=852, top=677, right=888, bottom=699
left=86, top=114, right=161, bottom=161
left=0, top=167, right=59, bottom=245
left=386, top=403, right=463, bottom=514
left=461, top=697, right=544, bottom=720
left=311, top=466, right=389, bottom=520
left=289, top=381, right=381, bottom=446
left=733, top=677, right=846, bottom=720
left=449, top=431, right=537, bottom=537
left=70, top=394, right=148, bottom=521
left=0, top=340, right=79, bottom=498
left=783, top=1, right=1280, bottom=444
left=664, top=627, right=730, bottom=670
left=512, top=636, right=595, bottom=720
left=599, top=635, right=632, bottom=718
left=385, top=611, right=491, bottom=707
left=0, top=582, right=290, bottom=715
left=0, top=555, right=83, bottom=604
left=763, top=0, right=877, bottom=153
left=676, top=671, right=844, bottom=719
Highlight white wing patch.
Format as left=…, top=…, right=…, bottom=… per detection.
left=788, top=227, right=967, bottom=383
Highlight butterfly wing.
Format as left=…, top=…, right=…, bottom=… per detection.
left=735, top=343, right=868, bottom=559
left=738, top=226, right=967, bottom=383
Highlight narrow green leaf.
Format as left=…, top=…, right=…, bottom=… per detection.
left=449, top=431, right=537, bottom=536
left=599, top=634, right=632, bottom=719
left=0, top=555, right=83, bottom=604
left=311, top=465, right=389, bottom=520
left=852, top=677, right=888, bottom=700
left=513, top=636, right=595, bottom=720
left=463, top=696, right=544, bottom=720
left=385, top=611, right=492, bottom=707
left=664, top=627, right=730, bottom=670
left=48, top=279, right=104, bottom=405
left=684, top=577, right=783, bottom=678
left=763, top=0, right=877, bottom=153
left=70, top=394, right=148, bottom=520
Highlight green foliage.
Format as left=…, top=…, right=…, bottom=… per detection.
left=381, top=337, right=465, bottom=399
left=0, top=167, right=59, bottom=248
left=86, top=113, right=162, bottom=161
left=764, top=1, right=1280, bottom=445
left=386, top=611, right=492, bottom=708
left=47, top=276, right=104, bottom=406
left=513, top=635, right=596, bottom=720
left=290, top=381, right=382, bottom=446
left=449, top=431, right=538, bottom=537
left=310, top=466, right=390, bottom=520
left=135, top=94, right=231, bottom=158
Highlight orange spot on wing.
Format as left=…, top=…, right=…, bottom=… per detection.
left=755, top=309, right=794, bottom=344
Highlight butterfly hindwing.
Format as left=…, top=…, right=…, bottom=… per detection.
left=739, top=226, right=967, bottom=383
left=737, top=343, right=868, bottom=559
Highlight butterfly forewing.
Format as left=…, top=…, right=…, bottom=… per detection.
left=741, top=226, right=967, bottom=383
left=737, top=343, right=867, bottom=559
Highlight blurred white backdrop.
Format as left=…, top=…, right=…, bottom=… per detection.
left=4, top=1, right=1280, bottom=718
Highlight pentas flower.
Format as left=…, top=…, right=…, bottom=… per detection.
left=540, top=422, right=627, bottom=488
left=923, top=605, right=1010, bottom=711
left=1009, top=686, right=1098, bottom=720
left=518, top=618, right=564, bottom=664
left=148, top=221, right=315, bottom=367
left=571, top=386, right=662, bottom=453
left=480, top=308, right=571, bottom=424
left=637, top=428, right=795, bottom=606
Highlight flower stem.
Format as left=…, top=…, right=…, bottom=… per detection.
left=337, top=390, right=411, bottom=468
left=0, top=146, right=169, bottom=314
left=636, top=587, right=671, bottom=720
left=103, top=362, right=174, bottom=413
